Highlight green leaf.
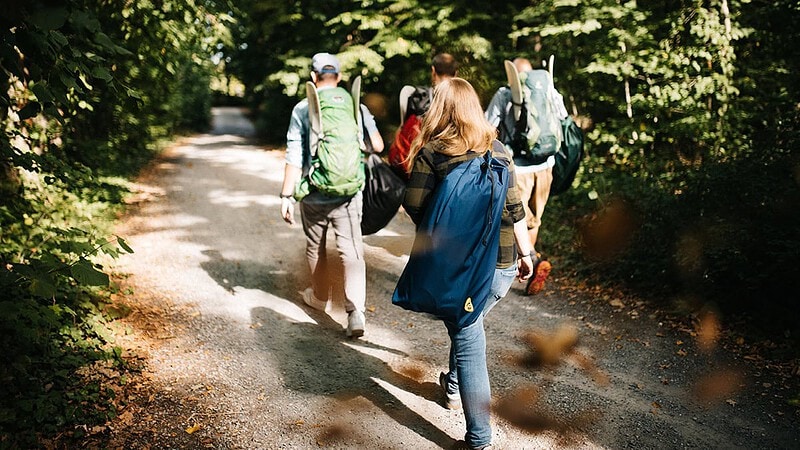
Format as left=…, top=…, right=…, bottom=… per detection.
left=59, top=74, right=81, bottom=92
left=91, top=66, right=113, bottom=82
left=71, top=261, right=109, bottom=286
left=93, top=33, right=116, bottom=51
left=50, top=30, right=69, bottom=48
left=30, top=82, right=55, bottom=103
left=61, top=240, right=94, bottom=255
left=39, top=254, right=68, bottom=274
left=69, top=10, right=101, bottom=33
left=11, top=264, right=36, bottom=279
left=30, top=276, right=57, bottom=298
left=117, top=237, right=134, bottom=254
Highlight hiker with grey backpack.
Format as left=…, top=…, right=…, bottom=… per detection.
left=485, top=57, right=572, bottom=296
left=279, top=52, right=383, bottom=338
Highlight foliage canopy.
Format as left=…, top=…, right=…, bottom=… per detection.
left=1, top=0, right=231, bottom=444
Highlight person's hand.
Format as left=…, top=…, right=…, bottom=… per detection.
left=280, top=196, right=295, bottom=224
left=517, top=253, right=534, bottom=281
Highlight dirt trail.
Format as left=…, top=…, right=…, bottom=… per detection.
left=106, top=107, right=798, bottom=449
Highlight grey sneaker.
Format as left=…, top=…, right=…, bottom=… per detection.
left=346, top=310, right=365, bottom=338
left=439, top=372, right=462, bottom=410
left=301, top=287, right=327, bottom=311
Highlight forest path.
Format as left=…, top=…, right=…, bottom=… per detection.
left=104, top=107, right=798, bottom=449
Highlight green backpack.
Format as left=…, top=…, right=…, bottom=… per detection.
left=295, top=81, right=365, bottom=200
left=503, top=59, right=563, bottom=165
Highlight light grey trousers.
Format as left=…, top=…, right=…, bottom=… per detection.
left=299, top=192, right=366, bottom=313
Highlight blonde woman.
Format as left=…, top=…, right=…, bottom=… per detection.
left=401, top=78, right=534, bottom=450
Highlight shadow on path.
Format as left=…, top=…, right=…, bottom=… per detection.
left=249, top=303, right=456, bottom=448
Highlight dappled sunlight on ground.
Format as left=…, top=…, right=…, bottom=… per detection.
left=206, top=188, right=277, bottom=208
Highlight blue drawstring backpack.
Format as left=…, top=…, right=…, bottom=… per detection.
left=392, top=145, right=509, bottom=329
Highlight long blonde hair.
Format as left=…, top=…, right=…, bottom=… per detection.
left=406, top=78, right=496, bottom=164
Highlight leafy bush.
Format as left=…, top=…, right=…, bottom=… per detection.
left=544, top=107, right=800, bottom=342
left=0, top=0, right=230, bottom=444
left=0, top=290, right=128, bottom=446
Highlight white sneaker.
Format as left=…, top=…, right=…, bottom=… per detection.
left=439, top=372, right=462, bottom=410
left=346, top=310, right=365, bottom=338
left=301, top=287, right=327, bottom=311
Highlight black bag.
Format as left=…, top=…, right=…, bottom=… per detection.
left=361, top=154, right=406, bottom=235
left=550, top=116, right=584, bottom=195
left=406, top=86, right=433, bottom=119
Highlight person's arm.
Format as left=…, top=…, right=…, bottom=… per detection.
left=499, top=141, right=533, bottom=280
left=281, top=103, right=307, bottom=224
left=360, top=104, right=385, bottom=154
left=369, top=129, right=385, bottom=154
left=279, top=164, right=301, bottom=224
left=285, top=102, right=306, bottom=167
left=485, top=87, right=509, bottom=128
left=514, top=219, right=534, bottom=281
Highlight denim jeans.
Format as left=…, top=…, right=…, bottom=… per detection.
left=442, top=263, right=517, bottom=448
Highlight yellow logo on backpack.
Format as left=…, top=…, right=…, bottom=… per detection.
left=464, top=297, right=474, bottom=312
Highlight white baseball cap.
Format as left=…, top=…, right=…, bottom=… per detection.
left=311, top=53, right=340, bottom=74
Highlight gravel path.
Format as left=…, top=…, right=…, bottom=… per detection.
left=107, top=107, right=799, bottom=449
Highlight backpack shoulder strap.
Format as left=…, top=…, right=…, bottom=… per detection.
left=504, top=60, right=523, bottom=121
left=399, top=85, right=415, bottom=126
left=351, top=75, right=365, bottom=151
left=306, top=81, right=322, bottom=157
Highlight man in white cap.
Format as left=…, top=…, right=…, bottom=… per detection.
left=278, top=52, right=382, bottom=338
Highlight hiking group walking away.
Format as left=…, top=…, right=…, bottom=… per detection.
left=277, top=51, right=582, bottom=450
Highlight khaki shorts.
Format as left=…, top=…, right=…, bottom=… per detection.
left=515, top=167, right=553, bottom=232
